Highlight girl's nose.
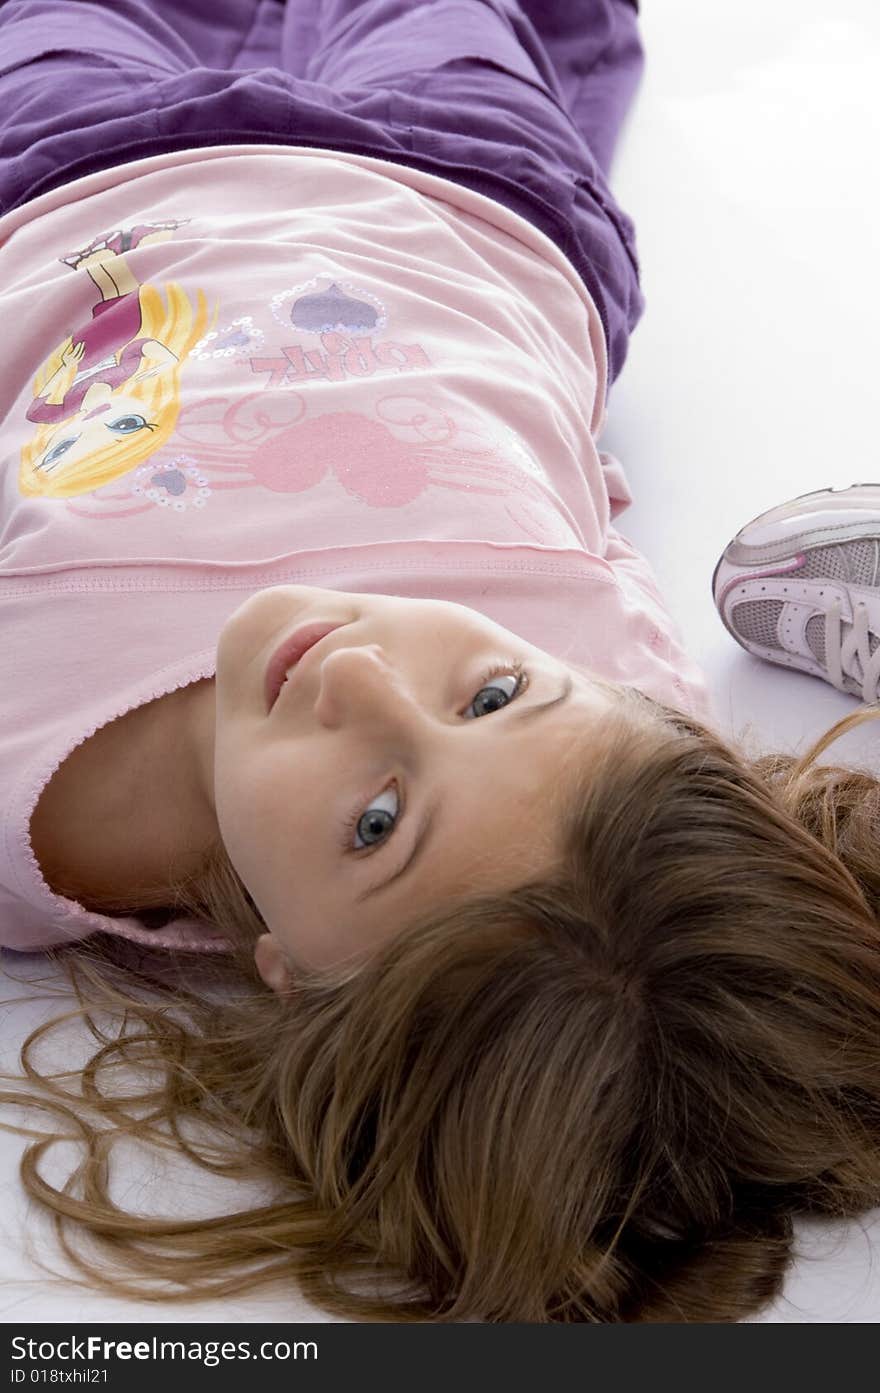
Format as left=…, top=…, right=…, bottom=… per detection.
left=314, top=644, right=412, bottom=729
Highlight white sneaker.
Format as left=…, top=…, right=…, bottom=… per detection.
left=712, top=483, right=880, bottom=702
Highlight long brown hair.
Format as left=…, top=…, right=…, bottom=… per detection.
left=3, top=683, right=880, bottom=1321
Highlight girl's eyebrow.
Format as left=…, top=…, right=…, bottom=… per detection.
left=355, top=672, right=575, bottom=903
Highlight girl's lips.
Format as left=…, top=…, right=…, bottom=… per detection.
left=265, top=622, right=346, bottom=713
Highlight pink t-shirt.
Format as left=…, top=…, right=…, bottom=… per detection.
left=0, top=144, right=713, bottom=955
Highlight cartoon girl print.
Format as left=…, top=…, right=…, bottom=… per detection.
left=19, top=220, right=214, bottom=499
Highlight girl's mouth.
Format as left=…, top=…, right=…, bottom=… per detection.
left=265, top=622, right=347, bottom=713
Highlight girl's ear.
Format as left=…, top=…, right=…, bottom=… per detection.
left=254, top=932, right=296, bottom=995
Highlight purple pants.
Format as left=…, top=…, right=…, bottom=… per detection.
left=0, top=0, right=645, bottom=386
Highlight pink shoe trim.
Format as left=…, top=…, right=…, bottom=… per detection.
left=718, top=554, right=806, bottom=607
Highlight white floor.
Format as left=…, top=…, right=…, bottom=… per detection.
left=3, top=0, right=880, bottom=1323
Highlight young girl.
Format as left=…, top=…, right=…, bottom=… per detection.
left=2, top=0, right=880, bottom=1324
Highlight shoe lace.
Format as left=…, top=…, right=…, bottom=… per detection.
left=825, top=597, right=880, bottom=702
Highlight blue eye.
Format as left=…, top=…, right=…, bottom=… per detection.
left=41, top=436, right=79, bottom=469
left=339, top=660, right=528, bottom=855
left=107, top=414, right=148, bottom=433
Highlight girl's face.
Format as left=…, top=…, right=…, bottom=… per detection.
left=213, top=586, right=615, bottom=985
left=37, top=387, right=154, bottom=476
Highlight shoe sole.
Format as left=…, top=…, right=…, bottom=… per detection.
left=711, top=482, right=880, bottom=603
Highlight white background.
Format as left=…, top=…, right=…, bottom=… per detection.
left=2, top=0, right=880, bottom=1324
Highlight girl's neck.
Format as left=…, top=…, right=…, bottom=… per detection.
left=29, top=678, right=218, bottom=916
